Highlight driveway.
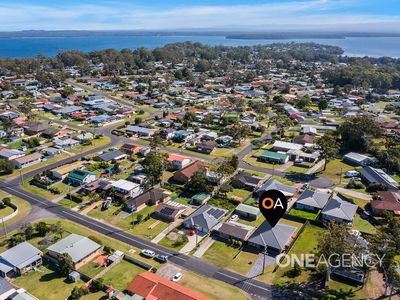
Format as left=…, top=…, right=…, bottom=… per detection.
left=334, top=187, right=372, bottom=201
left=151, top=219, right=183, bottom=244
left=179, top=231, right=207, bottom=254
left=193, top=237, right=216, bottom=258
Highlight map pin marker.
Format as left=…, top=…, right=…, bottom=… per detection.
left=258, top=189, right=288, bottom=227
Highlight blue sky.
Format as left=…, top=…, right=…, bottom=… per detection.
left=1, top=0, right=400, bottom=31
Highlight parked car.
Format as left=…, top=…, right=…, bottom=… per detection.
left=230, top=214, right=239, bottom=222
left=345, top=170, right=360, bottom=177
left=172, top=272, right=183, bottom=282
left=155, top=254, right=168, bottom=262
left=141, top=249, right=155, bottom=258
left=187, top=229, right=196, bottom=236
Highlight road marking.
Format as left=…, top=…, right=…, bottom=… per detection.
left=214, top=271, right=271, bottom=292
left=5, top=187, right=49, bottom=206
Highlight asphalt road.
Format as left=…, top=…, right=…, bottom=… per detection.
left=0, top=183, right=272, bottom=298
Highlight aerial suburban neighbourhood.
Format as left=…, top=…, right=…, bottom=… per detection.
left=0, top=36, right=398, bottom=300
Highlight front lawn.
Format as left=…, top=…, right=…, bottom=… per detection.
left=158, top=230, right=188, bottom=251
left=180, top=270, right=250, bottom=300
left=101, top=260, right=148, bottom=291
left=227, top=188, right=252, bottom=202
left=202, top=240, right=257, bottom=275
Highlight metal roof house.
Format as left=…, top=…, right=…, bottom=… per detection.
left=321, top=194, right=358, bottom=224
left=294, top=189, right=331, bottom=212
left=47, top=234, right=102, bottom=269
left=0, top=242, right=42, bottom=278
left=66, top=169, right=98, bottom=186
left=258, top=150, right=289, bottom=164
left=359, top=166, right=399, bottom=191
left=256, top=179, right=297, bottom=198
left=247, top=221, right=297, bottom=253
left=343, top=152, right=374, bottom=166
left=183, top=205, right=228, bottom=233
left=234, top=204, right=261, bottom=221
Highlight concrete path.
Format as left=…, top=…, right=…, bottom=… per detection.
left=277, top=161, right=293, bottom=172
left=179, top=231, right=206, bottom=254
left=151, top=219, right=183, bottom=244
left=80, top=200, right=102, bottom=215
left=193, top=237, right=216, bottom=258
left=247, top=253, right=275, bottom=278
left=306, top=159, right=325, bottom=175
left=334, top=187, right=372, bottom=201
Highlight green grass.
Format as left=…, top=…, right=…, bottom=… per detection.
left=352, top=214, right=377, bottom=234
left=0, top=206, right=14, bottom=218
left=202, top=240, right=258, bottom=275
left=288, top=208, right=319, bottom=221
left=21, top=181, right=71, bottom=200
left=316, top=159, right=357, bottom=184
left=101, top=260, right=148, bottom=291
left=180, top=270, right=250, bottom=300
left=158, top=230, right=188, bottom=250
left=68, top=136, right=111, bottom=155
left=227, top=188, right=251, bottom=201
left=285, top=165, right=309, bottom=174
left=237, top=216, right=264, bottom=227
left=78, top=255, right=105, bottom=278
left=14, top=263, right=86, bottom=300
left=88, top=204, right=169, bottom=241
left=0, top=191, right=31, bottom=227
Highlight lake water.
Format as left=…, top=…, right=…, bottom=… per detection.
left=1, top=35, right=400, bottom=58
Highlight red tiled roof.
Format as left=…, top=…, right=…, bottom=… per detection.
left=127, top=272, right=211, bottom=300
left=175, top=160, right=205, bottom=179
left=168, top=153, right=189, bottom=162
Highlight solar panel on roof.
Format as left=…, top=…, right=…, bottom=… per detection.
left=160, top=207, right=175, bottom=216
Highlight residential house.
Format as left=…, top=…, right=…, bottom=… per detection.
left=53, top=138, right=79, bottom=149
left=173, top=160, right=206, bottom=183
left=321, top=194, right=358, bottom=224
left=66, top=169, right=98, bottom=186
left=256, top=179, right=297, bottom=199
left=0, top=242, right=42, bottom=278
left=258, top=150, right=289, bottom=164
left=194, top=140, right=217, bottom=154
left=272, top=141, right=303, bottom=152
left=98, top=150, right=128, bottom=163
left=47, top=234, right=102, bottom=269
left=167, top=154, right=191, bottom=170
left=234, top=204, right=261, bottom=221
left=343, top=152, right=374, bottom=166
left=0, top=150, right=25, bottom=161
left=371, top=191, right=400, bottom=215
left=12, top=152, right=42, bottom=169
left=124, top=188, right=170, bottom=213
left=120, top=143, right=143, bottom=155
left=50, top=161, right=84, bottom=180
left=359, top=166, right=399, bottom=191
left=111, top=179, right=141, bottom=200
left=126, top=271, right=210, bottom=300
left=0, top=277, right=16, bottom=299
left=247, top=221, right=297, bottom=253
left=183, top=205, right=228, bottom=233
left=190, top=193, right=211, bottom=206
left=231, top=171, right=264, bottom=190
left=292, top=134, right=316, bottom=145
left=126, top=126, right=156, bottom=137
left=294, top=189, right=331, bottom=212
left=22, top=121, right=49, bottom=136
left=152, top=201, right=187, bottom=222
left=214, top=221, right=255, bottom=242
left=42, top=147, right=61, bottom=157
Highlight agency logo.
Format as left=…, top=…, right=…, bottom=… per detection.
left=258, top=189, right=288, bottom=227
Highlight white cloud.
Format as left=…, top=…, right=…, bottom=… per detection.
left=0, top=0, right=399, bottom=31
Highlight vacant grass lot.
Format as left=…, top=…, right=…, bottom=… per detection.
left=352, top=214, right=377, bottom=234
left=180, top=270, right=250, bottom=300
left=21, top=180, right=71, bottom=201
left=101, top=260, right=148, bottom=291
left=202, top=240, right=258, bottom=275
left=0, top=190, right=31, bottom=227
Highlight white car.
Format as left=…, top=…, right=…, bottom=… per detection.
left=172, top=272, right=183, bottom=282
left=141, top=249, right=155, bottom=258
left=230, top=214, right=239, bottom=222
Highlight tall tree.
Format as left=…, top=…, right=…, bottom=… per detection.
left=317, top=133, right=339, bottom=171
